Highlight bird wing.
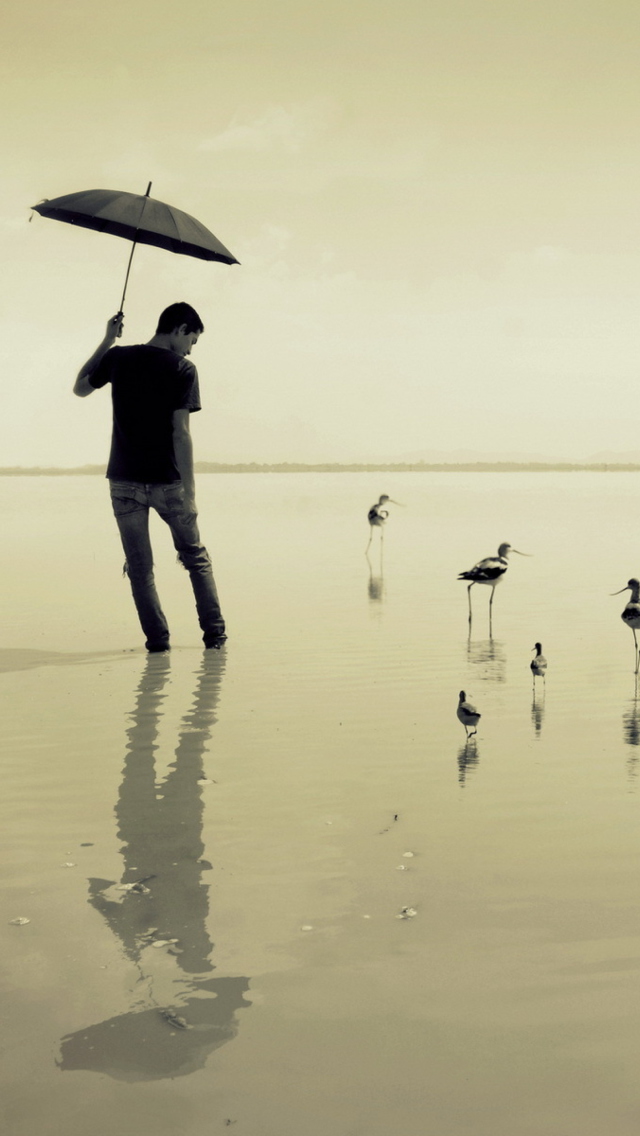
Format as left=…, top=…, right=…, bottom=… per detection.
left=458, top=557, right=506, bottom=582
left=460, top=700, right=480, bottom=716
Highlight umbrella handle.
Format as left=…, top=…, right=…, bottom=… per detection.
left=118, top=239, right=137, bottom=317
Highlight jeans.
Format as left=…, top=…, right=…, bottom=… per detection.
left=109, top=480, right=225, bottom=650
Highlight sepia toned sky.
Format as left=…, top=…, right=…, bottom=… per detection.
left=1, top=0, right=639, bottom=464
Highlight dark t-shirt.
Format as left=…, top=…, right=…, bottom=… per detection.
left=89, top=345, right=201, bottom=483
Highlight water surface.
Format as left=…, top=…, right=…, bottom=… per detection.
left=2, top=472, right=640, bottom=1135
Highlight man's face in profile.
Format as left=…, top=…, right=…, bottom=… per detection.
left=171, top=325, right=201, bottom=357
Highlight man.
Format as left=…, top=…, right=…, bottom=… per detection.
left=74, top=302, right=226, bottom=652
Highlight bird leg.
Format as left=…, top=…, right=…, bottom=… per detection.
left=467, top=583, right=473, bottom=624
left=489, top=585, right=496, bottom=635
left=634, top=629, right=639, bottom=674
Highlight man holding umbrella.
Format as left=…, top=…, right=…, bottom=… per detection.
left=74, top=302, right=226, bottom=652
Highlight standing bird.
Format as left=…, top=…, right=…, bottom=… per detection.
left=611, top=579, right=640, bottom=673
left=458, top=543, right=530, bottom=625
left=457, top=690, right=481, bottom=739
left=531, top=642, right=547, bottom=684
left=365, top=495, right=402, bottom=552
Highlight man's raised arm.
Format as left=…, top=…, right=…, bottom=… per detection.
left=73, top=313, right=124, bottom=397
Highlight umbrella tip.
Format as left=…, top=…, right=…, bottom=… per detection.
left=145, top=181, right=152, bottom=196
left=29, top=199, right=48, bottom=221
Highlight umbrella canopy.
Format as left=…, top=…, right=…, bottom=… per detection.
left=32, top=183, right=238, bottom=311
left=32, top=186, right=238, bottom=263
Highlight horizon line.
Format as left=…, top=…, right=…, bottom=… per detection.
left=4, top=461, right=640, bottom=475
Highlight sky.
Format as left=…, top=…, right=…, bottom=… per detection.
left=1, top=0, right=639, bottom=464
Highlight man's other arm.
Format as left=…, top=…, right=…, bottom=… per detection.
left=172, top=409, right=197, bottom=511
left=73, top=313, right=124, bottom=397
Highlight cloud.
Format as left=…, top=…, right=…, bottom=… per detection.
left=532, top=245, right=571, bottom=264
left=198, top=100, right=335, bottom=154
left=2, top=216, right=29, bottom=230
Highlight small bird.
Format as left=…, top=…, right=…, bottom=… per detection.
left=365, top=494, right=402, bottom=551
left=530, top=642, right=547, bottom=683
left=458, top=543, right=530, bottom=624
left=457, top=690, right=481, bottom=739
left=611, top=579, right=640, bottom=672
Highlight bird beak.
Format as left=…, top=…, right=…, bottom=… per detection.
left=388, top=500, right=404, bottom=506
left=512, top=549, right=532, bottom=556
left=611, top=586, right=631, bottom=595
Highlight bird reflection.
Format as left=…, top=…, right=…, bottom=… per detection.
left=366, top=546, right=385, bottom=604
left=466, top=635, right=507, bottom=683
left=57, top=651, right=250, bottom=1082
left=457, top=741, right=479, bottom=787
left=624, top=703, right=640, bottom=747
left=531, top=686, right=546, bottom=737
left=624, top=675, right=640, bottom=787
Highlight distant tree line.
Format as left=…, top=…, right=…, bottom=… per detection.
left=3, top=462, right=640, bottom=475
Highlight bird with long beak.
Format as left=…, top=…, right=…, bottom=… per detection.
left=611, top=579, right=640, bottom=673
left=458, top=543, right=531, bottom=624
left=531, top=642, right=547, bottom=683
left=366, top=494, right=403, bottom=551
left=457, top=690, right=481, bottom=739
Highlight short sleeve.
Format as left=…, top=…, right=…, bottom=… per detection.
left=176, top=359, right=202, bottom=413
left=88, top=348, right=120, bottom=389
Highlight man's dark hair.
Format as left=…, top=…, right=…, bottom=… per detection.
left=156, top=302, right=204, bottom=335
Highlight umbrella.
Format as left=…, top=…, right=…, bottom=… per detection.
left=31, top=181, right=238, bottom=315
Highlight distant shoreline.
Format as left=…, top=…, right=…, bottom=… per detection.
left=3, top=462, right=640, bottom=475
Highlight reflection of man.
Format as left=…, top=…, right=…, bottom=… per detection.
left=58, top=652, right=250, bottom=1082
left=74, top=303, right=226, bottom=652
left=87, top=653, right=214, bottom=970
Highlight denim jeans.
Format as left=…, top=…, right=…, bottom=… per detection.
left=109, top=480, right=225, bottom=650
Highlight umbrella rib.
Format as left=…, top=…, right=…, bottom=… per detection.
left=167, top=206, right=182, bottom=249
left=134, top=192, right=151, bottom=232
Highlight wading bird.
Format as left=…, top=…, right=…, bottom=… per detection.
left=457, top=691, right=481, bottom=739
left=365, top=495, right=402, bottom=551
left=611, top=579, right=640, bottom=673
left=458, top=543, right=530, bottom=625
left=531, top=642, right=547, bottom=684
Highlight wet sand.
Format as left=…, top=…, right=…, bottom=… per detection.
left=4, top=473, right=640, bottom=1135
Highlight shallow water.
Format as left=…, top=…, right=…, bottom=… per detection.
left=3, top=472, right=640, bottom=1134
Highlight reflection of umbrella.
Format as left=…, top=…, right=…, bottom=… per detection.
left=57, top=976, right=251, bottom=1082
left=31, top=181, right=238, bottom=313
